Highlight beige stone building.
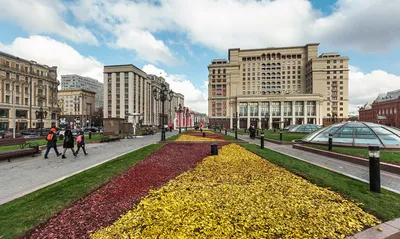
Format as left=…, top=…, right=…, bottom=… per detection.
left=58, top=89, right=96, bottom=128
left=208, top=43, right=349, bottom=129
left=0, top=51, right=59, bottom=131
left=103, top=65, right=184, bottom=127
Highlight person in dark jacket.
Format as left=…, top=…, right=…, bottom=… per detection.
left=62, top=126, right=77, bottom=158
left=75, top=131, right=88, bottom=156
left=44, top=128, right=61, bottom=159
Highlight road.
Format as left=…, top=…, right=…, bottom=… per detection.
left=0, top=131, right=178, bottom=205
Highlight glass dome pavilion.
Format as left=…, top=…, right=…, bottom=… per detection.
left=301, top=122, right=400, bottom=149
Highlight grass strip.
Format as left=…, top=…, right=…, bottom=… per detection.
left=242, top=144, right=400, bottom=221
left=0, top=143, right=162, bottom=239
left=304, top=144, right=400, bottom=164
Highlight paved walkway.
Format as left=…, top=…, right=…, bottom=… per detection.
left=0, top=131, right=178, bottom=205
left=229, top=132, right=400, bottom=194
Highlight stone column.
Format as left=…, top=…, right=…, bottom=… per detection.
left=316, top=100, right=321, bottom=125
left=304, top=101, right=308, bottom=124
left=292, top=101, right=296, bottom=125
left=143, top=80, right=147, bottom=125
left=236, top=103, right=240, bottom=129
left=128, top=72, right=134, bottom=116
left=268, top=102, right=272, bottom=129
left=247, top=102, right=250, bottom=129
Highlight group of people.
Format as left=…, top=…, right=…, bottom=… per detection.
left=44, top=126, right=88, bottom=159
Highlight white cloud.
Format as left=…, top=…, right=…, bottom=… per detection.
left=0, top=0, right=98, bottom=45
left=142, top=64, right=208, bottom=113
left=0, top=36, right=104, bottom=82
left=69, top=0, right=400, bottom=57
left=349, top=65, right=400, bottom=113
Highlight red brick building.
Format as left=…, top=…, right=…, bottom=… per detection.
left=358, top=90, right=400, bottom=127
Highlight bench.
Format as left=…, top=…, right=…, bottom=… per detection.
left=100, top=131, right=121, bottom=143
left=0, top=138, right=40, bottom=162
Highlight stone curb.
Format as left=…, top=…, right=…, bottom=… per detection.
left=346, top=218, right=400, bottom=239
left=293, top=144, right=400, bottom=175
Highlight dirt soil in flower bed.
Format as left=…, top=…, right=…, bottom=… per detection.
left=25, top=142, right=228, bottom=239
left=185, top=131, right=225, bottom=140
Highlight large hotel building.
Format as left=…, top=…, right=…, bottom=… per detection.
left=208, top=43, right=349, bottom=129
left=0, top=51, right=59, bottom=131
left=103, top=65, right=184, bottom=126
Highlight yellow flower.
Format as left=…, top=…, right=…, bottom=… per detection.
left=91, top=144, right=380, bottom=239
left=175, top=135, right=224, bottom=142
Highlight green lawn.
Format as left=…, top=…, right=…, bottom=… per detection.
left=242, top=144, right=400, bottom=221
left=0, top=144, right=162, bottom=239
left=304, top=144, right=400, bottom=164
left=0, top=134, right=104, bottom=153
left=233, top=129, right=307, bottom=142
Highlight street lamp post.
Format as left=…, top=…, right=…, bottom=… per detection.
left=185, top=111, right=190, bottom=131
left=174, top=104, right=183, bottom=134
left=153, top=84, right=173, bottom=141
left=35, top=107, right=47, bottom=135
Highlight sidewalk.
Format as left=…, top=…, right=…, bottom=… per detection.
left=229, top=132, right=400, bottom=194
left=0, top=132, right=178, bottom=205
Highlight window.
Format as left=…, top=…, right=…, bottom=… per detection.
left=0, top=109, right=9, bottom=118
left=340, top=81, right=343, bottom=84
left=327, top=71, right=330, bottom=74
left=327, top=76, right=330, bottom=79
left=327, top=60, right=330, bottom=64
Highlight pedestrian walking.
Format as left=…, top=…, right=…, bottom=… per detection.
left=44, top=128, right=61, bottom=159
left=62, top=126, right=77, bottom=158
left=75, top=131, right=88, bottom=156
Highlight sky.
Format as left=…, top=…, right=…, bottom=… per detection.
left=0, top=0, right=399, bottom=114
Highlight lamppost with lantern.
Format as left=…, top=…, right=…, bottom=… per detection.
left=153, top=84, right=173, bottom=141
left=174, top=103, right=183, bottom=134
left=35, top=106, right=47, bottom=135
left=185, top=110, right=191, bottom=131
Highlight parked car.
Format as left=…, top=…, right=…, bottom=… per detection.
left=24, top=135, right=40, bottom=139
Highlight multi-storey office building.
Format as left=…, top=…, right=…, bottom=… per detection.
left=0, top=51, right=59, bottom=131
left=208, top=43, right=349, bottom=129
left=58, top=89, right=96, bottom=128
left=61, top=74, right=103, bottom=109
left=103, top=65, right=184, bottom=127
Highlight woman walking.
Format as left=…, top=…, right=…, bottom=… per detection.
left=62, top=126, right=77, bottom=158
left=76, top=131, right=88, bottom=156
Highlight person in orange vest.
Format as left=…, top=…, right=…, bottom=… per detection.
left=44, top=128, right=61, bottom=159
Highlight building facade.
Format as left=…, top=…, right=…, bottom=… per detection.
left=103, top=65, right=184, bottom=127
left=208, top=44, right=349, bottom=129
left=58, top=89, right=96, bottom=129
left=0, top=51, right=59, bottom=131
left=61, top=74, right=103, bottom=109
left=359, top=90, right=400, bottom=127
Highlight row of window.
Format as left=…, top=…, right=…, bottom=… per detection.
left=242, top=53, right=302, bottom=62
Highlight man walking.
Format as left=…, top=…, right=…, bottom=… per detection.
left=44, top=128, right=61, bottom=159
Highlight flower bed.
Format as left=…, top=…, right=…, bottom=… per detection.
left=185, top=131, right=225, bottom=140
left=92, top=144, right=380, bottom=239
left=26, top=143, right=219, bottom=238
left=175, top=135, right=225, bottom=142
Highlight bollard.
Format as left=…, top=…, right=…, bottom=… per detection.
left=219, top=128, right=222, bottom=133
left=274, top=128, right=276, bottom=133
left=261, top=134, right=264, bottom=149
left=225, top=129, right=227, bottom=135
left=202, top=132, right=206, bottom=137
left=279, top=131, right=283, bottom=141
left=211, top=143, right=218, bottom=155
left=235, top=130, right=238, bottom=139
left=369, top=146, right=381, bottom=193
left=200, top=128, right=202, bottom=133
left=89, top=131, right=92, bottom=139
left=256, top=130, right=259, bottom=136
left=328, top=134, right=333, bottom=151
left=244, top=128, right=247, bottom=133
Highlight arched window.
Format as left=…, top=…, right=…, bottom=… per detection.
left=262, top=63, right=266, bottom=67
left=272, top=53, right=276, bottom=60
left=212, top=69, right=215, bottom=74
left=261, top=54, right=266, bottom=60
left=267, top=54, right=271, bottom=60
left=277, top=53, right=281, bottom=60
left=267, top=63, right=271, bottom=66
left=272, top=63, right=275, bottom=66
left=218, top=69, right=220, bottom=74
left=223, top=69, right=226, bottom=74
